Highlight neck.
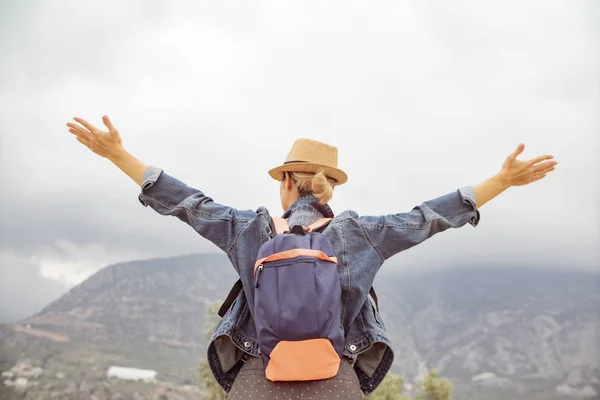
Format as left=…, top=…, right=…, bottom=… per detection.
left=282, top=194, right=334, bottom=221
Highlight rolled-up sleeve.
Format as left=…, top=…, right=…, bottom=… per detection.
left=360, top=186, right=480, bottom=261
left=140, top=165, right=164, bottom=189
left=138, top=166, right=256, bottom=253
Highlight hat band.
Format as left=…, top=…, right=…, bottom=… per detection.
left=280, top=161, right=339, bottom=183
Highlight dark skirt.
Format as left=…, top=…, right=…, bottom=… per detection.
left=227, top=356, right=363, bottom=400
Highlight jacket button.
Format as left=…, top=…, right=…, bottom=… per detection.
left=348, top=344, right=358, bottom=352
left=243, top=341, right=252, bottom=349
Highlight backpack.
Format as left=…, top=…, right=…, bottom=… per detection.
left=218, top=215, right=380, bottom=382
left=254, top=216, right=343, bottom=382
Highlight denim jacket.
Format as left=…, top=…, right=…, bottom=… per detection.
left=138, top=165, right=480, bottom=394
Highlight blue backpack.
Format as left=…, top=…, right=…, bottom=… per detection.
left=253, top=216, right=344, bottom=382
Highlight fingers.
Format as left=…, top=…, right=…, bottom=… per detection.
left=504, top=143, right=525, bottom=167
left=533, top=160, right=557, bottom=174
left=528, top=154, right=554, bottom=166
left=514, top=162, right=556, bottom=180
left=102, top=115, right=117, bottom=133
left=73, top=117, right=98, bottom=133
left=511, top=143, right=525, bottom=160
left=529, top=161, right=557, bottom=183
left=66, top=122, right=91, bottom=138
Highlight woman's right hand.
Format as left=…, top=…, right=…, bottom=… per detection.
left=66, top=115, right=124, bottom=160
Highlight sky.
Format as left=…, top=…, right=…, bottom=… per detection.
left=0, top=0, right=598, bottom=321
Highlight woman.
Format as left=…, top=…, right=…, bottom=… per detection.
left=66, top=115, right=556, bottom=399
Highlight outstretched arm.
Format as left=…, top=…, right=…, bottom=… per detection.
left=360, top=143, right=557, bottom=261
left=66, top=115, right=256, bottom=254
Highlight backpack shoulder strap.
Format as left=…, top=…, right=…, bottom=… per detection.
left=306, top=218, right=333, bottom=232
left=218, top=279, right=243, bottom=317
left=271, top=217, right=289, bottom=235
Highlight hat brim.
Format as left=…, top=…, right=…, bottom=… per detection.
left=269, top=162, right=348, bottom=185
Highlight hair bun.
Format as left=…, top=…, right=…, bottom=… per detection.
left=311, top=170, right=334, bottom=205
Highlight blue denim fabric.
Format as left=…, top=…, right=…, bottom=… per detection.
left=138, top=165, right=480, bottom=394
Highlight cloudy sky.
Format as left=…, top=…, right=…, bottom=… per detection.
left=0, top=0, right=598, bottom=321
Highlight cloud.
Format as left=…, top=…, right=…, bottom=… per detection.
left=0, top=0, right=598, bottom=297
left=0, top=252, right=68, bottom=323
left=32, top=239, right=158, bottom=285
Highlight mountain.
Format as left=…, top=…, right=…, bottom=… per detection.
left=0, top=253, right=598, bottom=400
left=373, top=265, right=600, bottom=399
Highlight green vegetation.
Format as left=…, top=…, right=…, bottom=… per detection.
left=197, top=301, right=227, bottom=400
left=365, top=373, right=409, bottom=400
left=364, top=368, right=453, bottom=400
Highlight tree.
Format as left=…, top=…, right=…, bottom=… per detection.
left=414, top=369, right=453, bottom=400
left=364, top=372, right=409, bottom=400
left=365, top=369, right=453, bottom=400
left=197, top=301, right=227, bottom=400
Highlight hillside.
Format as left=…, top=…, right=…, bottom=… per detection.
left=0, top=254, right=598, bottom=399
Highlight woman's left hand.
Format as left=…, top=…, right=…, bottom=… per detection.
left=497, top=143, right=557, bottom=187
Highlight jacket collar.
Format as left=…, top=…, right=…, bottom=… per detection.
left=282, top=195, right=334, bottom=222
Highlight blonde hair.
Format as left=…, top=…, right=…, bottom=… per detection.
left=287, top=170, right=336, bottom=205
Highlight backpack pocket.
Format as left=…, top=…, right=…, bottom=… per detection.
left=255, top=258, right=321, bottom=341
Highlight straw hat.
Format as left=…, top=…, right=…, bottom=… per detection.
left=268, top=138, right=348, bottom=185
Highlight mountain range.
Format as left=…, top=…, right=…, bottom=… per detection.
left=0, top=253, right=598, bottom=399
